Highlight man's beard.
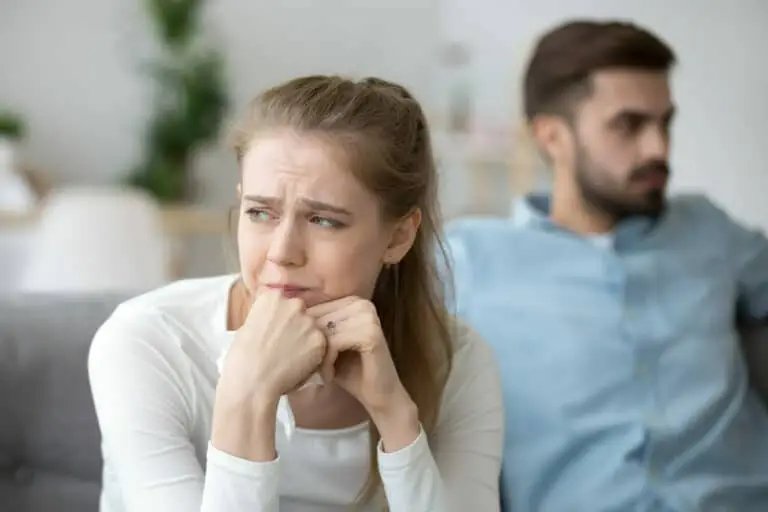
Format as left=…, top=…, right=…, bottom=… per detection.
left=574, top=145, right=669, bottom=222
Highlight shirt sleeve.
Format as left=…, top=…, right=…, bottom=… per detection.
left=441, top=221, right=476, bottom=320
left=699, top=196, right=768, bottom=323
left=377, top=323, right=505, bottom=511
left=730, top=218, right=768, bottom=322
left=88, top=307, right=281, bottom=512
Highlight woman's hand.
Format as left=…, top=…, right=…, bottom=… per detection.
left=220, top=287, right=327, bottom=406
left=212, top=287, right=326, bottom=461
left=307, top=296, right=420, bottom=452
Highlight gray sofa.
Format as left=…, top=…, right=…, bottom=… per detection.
left=0, top=295, right=126, bottom=512
left=0, top=294, right=766, bottom=512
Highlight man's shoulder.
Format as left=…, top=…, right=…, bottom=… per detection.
left=667, top=193, right=731, bottom=223
left=662, top=193, right=745, bottom=244
left=444, top=216, right=524, bottom=255
left=444, top=215, right=550, bottom=267
left=445, top=215, right=518, bottom=239
left=442, top=217, right=540, bottom=304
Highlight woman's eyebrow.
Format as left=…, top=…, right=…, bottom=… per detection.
left=243, top=195, right=353, bottom=217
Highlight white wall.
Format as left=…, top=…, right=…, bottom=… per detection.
left=0, top=0, right=440, bottom=275
left=2, top=1, right=767, bottom=278
left=0, top=0, right=439, bottom=198
left=440, top=0, right=768, bottom=231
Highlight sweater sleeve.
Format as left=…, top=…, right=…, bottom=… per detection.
left=377, top=323, right=505, bottom=511
left=88, top=307, right=281, bottom=512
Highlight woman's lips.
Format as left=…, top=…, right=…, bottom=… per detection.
left=265, top=283, right=311, bottom=299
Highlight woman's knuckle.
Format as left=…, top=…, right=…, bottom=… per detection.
left=309, top=329, right=324, bottom=346
left=285, top=298, right=304, bottom=314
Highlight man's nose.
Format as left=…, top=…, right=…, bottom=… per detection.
left=642, top=124, right=670, bottom=162
left=266, top=217, right=306, bottom=267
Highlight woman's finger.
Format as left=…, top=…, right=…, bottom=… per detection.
left=317, top=313, right=374, bottom=339
left=314, top=310, right=352, bottom=333
left=314, top=302, right=378, bottom=326
left=306, top=296, right=357, bottom=319
left=321, top=345, right=338, bottom=384
left=319, top=323, right=353, bottom=383
left=326, top=324, right=374, bottom=353
left=320, top=330, right=363, bottom=384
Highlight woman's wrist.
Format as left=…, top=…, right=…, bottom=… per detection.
left=369, top=387, right=421, bottom=453
left=211, top=393, right=280, bottom=462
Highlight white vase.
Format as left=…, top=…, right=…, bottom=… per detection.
left=0, top=136, right=36, bottom=213
left=0, top=135, right=17, bottom=174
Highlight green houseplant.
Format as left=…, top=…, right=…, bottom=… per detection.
left=0, top=110, right=26, bottom=140
left=126, top=0, right=229, bottom=203
left=0, top=109, right=36, bottom=212
left=0, top=110, right=26, bottom=172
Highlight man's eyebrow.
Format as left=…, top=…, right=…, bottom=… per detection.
left=243, top=195, right=353, bottom=216
left=610, top=106, right=676, bottom=123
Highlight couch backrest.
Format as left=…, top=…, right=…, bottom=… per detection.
left=0, top=294, right=128, bottom=512
left=0, top=293, right=765, bottom=512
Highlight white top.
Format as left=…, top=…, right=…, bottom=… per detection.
left=88, top=275, right=504, bottom=512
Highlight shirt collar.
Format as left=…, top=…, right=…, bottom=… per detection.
left=512, top=193, right=551, bottom=227
left=512, top=193, right=659, bottom=246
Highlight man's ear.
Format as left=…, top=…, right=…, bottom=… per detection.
left=530, top=115, right=570, bottom=164
left=383, top=208, right=422, bottom=265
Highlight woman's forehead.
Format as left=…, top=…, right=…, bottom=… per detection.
left=240, top=133, right=373, bottom=207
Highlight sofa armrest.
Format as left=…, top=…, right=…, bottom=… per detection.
left=742, top=325, right=768, bottom=407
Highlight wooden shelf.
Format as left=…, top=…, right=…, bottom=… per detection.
left=159, top=204, right=230, bottom=236
left=0, top=204, right=230, bottom=237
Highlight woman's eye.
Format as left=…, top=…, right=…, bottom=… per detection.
left=310, top=216, right=343, bottom=229
left=247, top=208, right=275, bottom=222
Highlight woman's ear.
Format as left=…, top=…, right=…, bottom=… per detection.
left=383, top=208, right=422, bottom=265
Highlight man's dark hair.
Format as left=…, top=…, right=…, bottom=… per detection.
left=523, top=20, right=676, bottom=121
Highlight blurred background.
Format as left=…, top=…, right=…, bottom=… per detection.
left=1, top=0, right=766, bottom=293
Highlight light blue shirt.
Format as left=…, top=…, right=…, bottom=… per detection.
left=444, top=194, right=768, bottom=512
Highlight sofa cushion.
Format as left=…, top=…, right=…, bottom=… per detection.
left=0, top=294, right=128, bottom=512
left=0, top=292, right=764, bottom=512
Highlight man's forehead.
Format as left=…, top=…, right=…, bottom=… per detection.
left=587, top=68, right=673, bottom=114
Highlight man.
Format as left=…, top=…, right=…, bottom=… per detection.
left=445, top=20, right=768, bottom=511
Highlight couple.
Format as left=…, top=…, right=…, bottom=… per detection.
left=89, top=19, right=768, bottom=511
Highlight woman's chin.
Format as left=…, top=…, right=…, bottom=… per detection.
left=302, top=294, right=327, bottom=308
left=302, top=290, right=370, bottom=308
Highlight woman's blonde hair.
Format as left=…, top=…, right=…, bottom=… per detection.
left=229, top=75, right=455, bottom=507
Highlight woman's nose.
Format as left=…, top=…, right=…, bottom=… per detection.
left=266, top=218, right=306, bottom=267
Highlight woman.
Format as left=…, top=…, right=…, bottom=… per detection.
left=88, top=75, right=504, bottom=511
